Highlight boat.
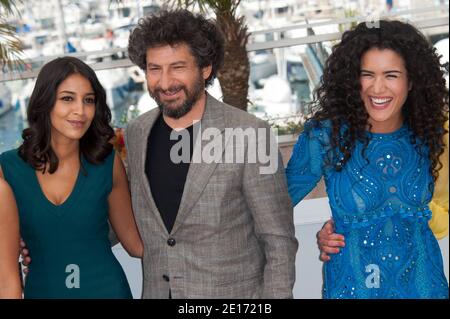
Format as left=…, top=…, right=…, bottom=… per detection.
left=95, top=67, right=132, bottom=110
left=14, top=79, right=35, bottom=120
left=0, top=83, right=13, bottom=117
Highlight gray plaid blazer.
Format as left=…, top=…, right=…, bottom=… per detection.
left=124, top=93, right=298, bottom=299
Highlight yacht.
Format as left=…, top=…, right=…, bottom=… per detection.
left=0, top=83, right=13, bottom=117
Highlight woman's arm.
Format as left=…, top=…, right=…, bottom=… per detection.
left=108, top=153, right=143, bottom=258
left=0, top=177, right=22, bottom=298
left=285, top=126, right=325, bottom=206
left=428, top=120, right=449, bottom=239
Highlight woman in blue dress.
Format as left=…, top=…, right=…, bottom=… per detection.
left=0, top=57, right=143, bottom=298
left=286, top=20, right=448, bottom=298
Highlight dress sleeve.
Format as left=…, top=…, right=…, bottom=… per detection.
left=428, top=120, right=449, bottom=240
left=285, top=121, right=327, bottom=206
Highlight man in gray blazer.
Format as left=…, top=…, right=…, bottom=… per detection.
left=125, top=9, right=298, bottom=299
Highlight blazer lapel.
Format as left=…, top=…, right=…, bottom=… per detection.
left=135, top=109, right=170, bottom=236
left=171, top=94, right=227, bottom=235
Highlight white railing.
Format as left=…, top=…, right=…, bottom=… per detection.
left=248, top=16, right=449, bottom=51
left=250, top=4, right=449, bottom=36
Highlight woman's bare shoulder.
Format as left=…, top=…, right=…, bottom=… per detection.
left=0, top=177, right=14, bottom=197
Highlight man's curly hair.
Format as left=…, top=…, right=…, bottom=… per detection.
left=128, top=9, right=224, bottom=87
left=310, top=19, right=449, bottom=181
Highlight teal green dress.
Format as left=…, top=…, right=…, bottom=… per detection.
left=0, top=149, right=132, bottom=299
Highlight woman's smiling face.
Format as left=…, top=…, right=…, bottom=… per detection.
left=360, top=48, right=411, bottom=133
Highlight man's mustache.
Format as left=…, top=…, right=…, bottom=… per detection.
left=153, top=85, right=186, bottom=95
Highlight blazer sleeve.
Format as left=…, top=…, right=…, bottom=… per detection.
left=242, top=120, right=298, bottom=298
left=285, top=121, right=327, bottom=206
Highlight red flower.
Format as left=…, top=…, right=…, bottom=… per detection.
left=113, top=128, right=127, bottom=160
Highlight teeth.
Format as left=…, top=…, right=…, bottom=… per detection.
left=164, top=88, right=182, bottom=96
left=370, top=97, right=392, bottom=104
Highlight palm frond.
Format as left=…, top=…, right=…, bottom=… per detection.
left=171, top=0, right=206, bottom=11
left=0, top=0, right=21, bottom=16
left=0, top=21, right=24, bottom=72
left=0, top=0, right=24, bottom=72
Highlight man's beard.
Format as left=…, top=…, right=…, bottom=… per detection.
left=149, top=74, right=204, bottom=119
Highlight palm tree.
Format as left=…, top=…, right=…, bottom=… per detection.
left=172, top=0, right=250, bottom=111
left=0, top=0, right=23, bottom=72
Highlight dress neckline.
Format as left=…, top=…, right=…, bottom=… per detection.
left=367, top=124, right=408, bottom=140
left=30, top=156, right=87, bottom=214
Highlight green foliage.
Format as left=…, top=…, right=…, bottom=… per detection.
left=268, top=118, right=304, bottom=136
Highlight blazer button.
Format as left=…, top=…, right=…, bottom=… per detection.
left=167, top=238, right=176, bottom=247
left=162, top=274, right=170, bottom=282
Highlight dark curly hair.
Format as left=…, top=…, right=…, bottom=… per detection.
left=309, top=19, right=449, bottom=181
left=19, top=57, right=115, bottom=174
left=127, top=9, right=224, bottom=87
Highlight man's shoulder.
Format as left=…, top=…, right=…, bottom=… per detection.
left=126, top=108, right=159, bottom=133
left=217, top=100, right=270, bottom=130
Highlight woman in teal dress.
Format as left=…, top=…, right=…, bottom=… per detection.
left=286, top=20, right=448, bottom=298
left=0, top=57, right=143, bottom=298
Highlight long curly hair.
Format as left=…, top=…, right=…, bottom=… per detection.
left=19, top=57, right=115, bottom=174
left=127, top=9, right=224, bottom=87
left=309, top=20, right=449, bottom=181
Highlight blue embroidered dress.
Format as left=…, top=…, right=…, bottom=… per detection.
left=286, top=120, right=448, bottom=299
